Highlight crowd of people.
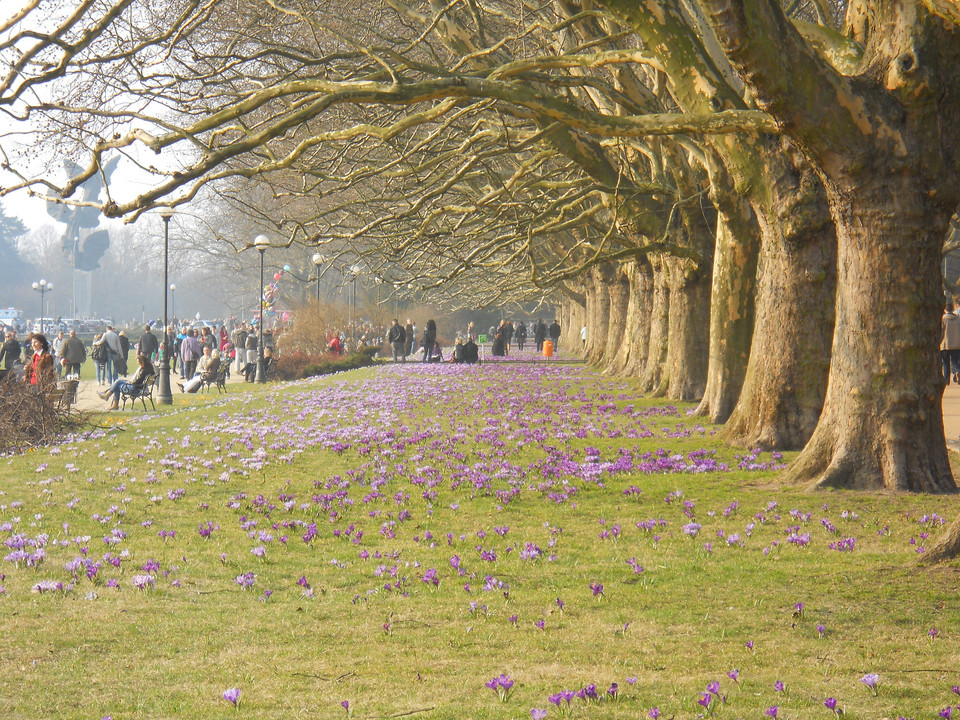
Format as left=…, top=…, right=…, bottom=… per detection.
left=0, top=312, right=566, bottom=409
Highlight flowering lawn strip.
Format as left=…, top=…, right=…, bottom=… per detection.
left=0, top=361, right=958, bottom=720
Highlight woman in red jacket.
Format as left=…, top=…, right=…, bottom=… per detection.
left=24, top=334, right=55, bottom=390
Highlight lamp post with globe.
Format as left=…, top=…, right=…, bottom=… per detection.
left=254, top=235, right=270, bottom=383
left=31, top=279, right=53, bottom=332
left=312, top=253, right=325, bottom=303
left=157, top=209, right=174, bottom=405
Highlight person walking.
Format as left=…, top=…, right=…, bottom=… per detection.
left=61, top=330, right=87, bottom=377
left=91, top=332, right=109, bottom=385
left=180, top=329, right=202, bottom=380
left=548, top=319, right=561, bottom=349
left=233, top=324, right=248, bottom=374
left=51, top=330, right=66, bottom=378
left=388, top=319, right=407, bottom=362
left=117, top=330, right=130, bottom=375
left=580, top=324, right=588, bottom=349
left=404, top=319, right=415, bottom=357
left=102, top=325, right=122, bottom=383
left=138, top=325, right=159, bottom=363
left=941, top=302, right=960, bottom=384
left=534, top=319, right=546, bottom=352
left=515, top=321, right=527, bottom=351
left=420, top=319, right=437, bottom=362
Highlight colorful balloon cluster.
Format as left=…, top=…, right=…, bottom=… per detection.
left=259, top=264, right=293, bottom=324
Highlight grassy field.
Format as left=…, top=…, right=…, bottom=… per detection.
left=1, top=356, right=958, bottom=720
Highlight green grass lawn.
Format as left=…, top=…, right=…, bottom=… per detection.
left=0, top=359, right=958, bottom=720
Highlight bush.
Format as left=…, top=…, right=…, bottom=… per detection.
left=275, top=346, right=379, bottom=381
left=0, top=377, right=83, bottom=453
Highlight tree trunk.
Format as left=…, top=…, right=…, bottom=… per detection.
left=607, top=261, right=651, bottom=377
left=558, top=289, right=586, bottom=353
left=695, top=172, right=760, bottom=422
left=784, top=180, right=957, bottom=492
left=601, top=264, right=631, bottom=371
left=659, top=255, right=711, bottom=400
left=585, top=264, right=614, bottom=364
left=724, top=145, right=836, bottom=449
left=639, top=255, right=669, bottom=393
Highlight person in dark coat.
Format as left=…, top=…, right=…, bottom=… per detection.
left=421, top=319, right=437, bottom=362
left=61, top=330, right=87, bottom=377
left=388, top=319, right=407, bottom=363
left=515, top=322, right=527, bottom=351
left=139, top=325, right=159, bottom=362
left=548, top=320, right=561, bottom=348
left=534, top=320, right=547, bottom=352
left=463, top=338, right=479, bottom=364
left=0, top=330, right=21, bottom=373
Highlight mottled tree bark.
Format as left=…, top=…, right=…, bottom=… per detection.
left=724, top=144, right=836, bottom=448
left=640, top=256, right=670, bottom=393
left=699, top=0, right=960, bottom=494
left=601, top=264, right=631, bottom=369
left=695, top=167, right=760, bottom=422
left=607, top=261, right=651, bottom=377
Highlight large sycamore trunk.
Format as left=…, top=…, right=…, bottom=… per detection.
left=607, top=261, right=652, bottom=377
left=585, top=264, right=615, bottom=363
left=558, top=290, right=586, bottom=353
left=696, top=191, right=759, bottom=422
left=601, top=265, right=631, bottom=370
left=724, top=146, right=836, bottom=449
left=785, top=181, right=956, bottom=492
left=640, top=256, right=670, bottom=393
left=660, top=256, right=711, bottom=400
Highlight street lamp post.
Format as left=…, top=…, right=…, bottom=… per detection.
left=72, top=237, right=79, bottom=319
left=157, top=209, right=174, bottom=405
left=31, top=279, right=53, bottom=332
left=170, top=284, right=177, bottom=323
left=350, top=264, right=361, bottom=343
left=254, top=235, right=270, bottom=383
left=312, top=253, right=324, bottom=303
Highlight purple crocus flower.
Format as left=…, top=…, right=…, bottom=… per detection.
left=727, top=669, right=740, bottom=684
left=773, top=680, right=785, bottom=692
left=939, top=707, right=952, bottom=720
left=824, top=698, right=838, bottom=711
left=697, top=693, right=712, bottom=709
left=648, top=708, right=660, bottom=719
left=817, top=623, right=826, bottom=638
left=222, top=688, right=241, bottom=707
left=861, top=673, right=879, bottom=695
left=531, top=709, right=547, bottom=720
left=706, top=681, right=720, bottom=695
left=765, top=706, right=778, bottom=718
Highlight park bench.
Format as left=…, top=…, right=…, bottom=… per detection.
left=201, top=364, right=230, bottom=394
left=121, top=373, right=158, bottom=411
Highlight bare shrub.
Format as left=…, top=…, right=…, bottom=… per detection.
left=0, top=378, right=84, bottom=453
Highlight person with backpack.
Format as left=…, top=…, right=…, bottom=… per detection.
left=91, top=333, right=109, bottom=385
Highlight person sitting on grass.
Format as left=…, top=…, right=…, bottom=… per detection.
left=97, top=353, right=155, bottom=410
left=180, top=346, right=220, bottom=393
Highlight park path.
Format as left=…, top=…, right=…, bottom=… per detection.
left=69, top=369, right=247, bottom=412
